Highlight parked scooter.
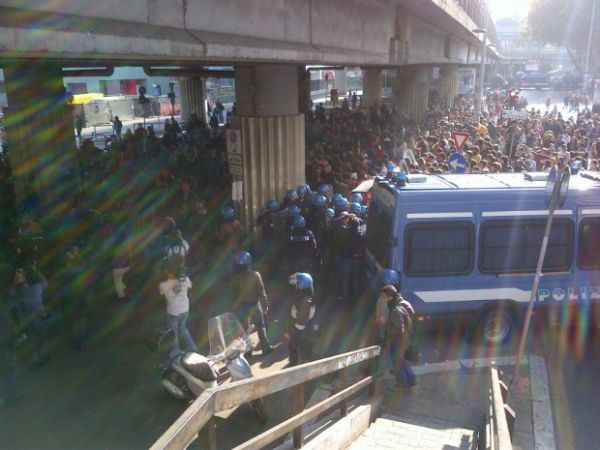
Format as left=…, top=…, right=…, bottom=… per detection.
left=161, top=312, right=268, bottom=423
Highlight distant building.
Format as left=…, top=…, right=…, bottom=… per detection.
left=495, top=17, right=572, bottom=75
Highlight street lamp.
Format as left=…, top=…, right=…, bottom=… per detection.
left=473, top=28, right=487, bottom=118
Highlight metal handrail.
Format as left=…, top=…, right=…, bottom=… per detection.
left=150, top=345, right=381, bottom=450
left=479, top=366, right=515, bottom=450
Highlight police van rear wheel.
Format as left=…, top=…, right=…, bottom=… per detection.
left=478, top=309, right=515, bottom=346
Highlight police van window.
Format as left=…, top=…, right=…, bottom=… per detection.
left=480, top=219, right=573, bottom=274
left=578, top=218, right=600, bottom=269
left=366, top=201, right=393, bottom=267
left=404, top=222, right=473, bottom=276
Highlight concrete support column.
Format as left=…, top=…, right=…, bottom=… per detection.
left=393, top=66, right=431, bottom=122
left=334, top=69, right=348, bottom=95
left=233, top=65, right=305, bottom=229
left=298, top=67, right=312, bottom=114
left=362, top=68, right=382, bottom=108
left=437, top=65, right=459, bottom=107
left=3, top=62, right=77, bottom=223
left=179, top=77, right=206, bottom=123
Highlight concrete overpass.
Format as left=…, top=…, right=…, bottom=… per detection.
left=0, top=0, right=499, bottom=227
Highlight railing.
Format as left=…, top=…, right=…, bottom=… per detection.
left=150, top=345, right=381, bottom=450
left=478, top=366, right=516, bottom=450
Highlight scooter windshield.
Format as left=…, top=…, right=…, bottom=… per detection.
left=207, top=312, right=248, bottom=358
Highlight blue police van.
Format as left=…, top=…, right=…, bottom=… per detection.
left=365, top=171, right=600, bottom=344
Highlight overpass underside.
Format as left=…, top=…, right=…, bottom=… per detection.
left=0, top=0, right=492, bottom=227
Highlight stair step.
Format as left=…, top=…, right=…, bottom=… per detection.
left=349, top=415, right=477, bottom=450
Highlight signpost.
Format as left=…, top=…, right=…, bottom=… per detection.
left=512, top=166, right=570, bottom=385
left=226, top=129, right=243, bottom=176
left=448, top=152, right=467, bottom=173
left=451, top=131, right=470, bottom=150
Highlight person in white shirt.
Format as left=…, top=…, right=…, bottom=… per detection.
left=158, top=260, right=198, bottom=358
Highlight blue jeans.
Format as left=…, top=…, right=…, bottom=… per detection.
left=389, top=333, right=416, bottom=387
left=167, top=312, right=198, bottom=356
left=335, top=255, right=352, bottom=300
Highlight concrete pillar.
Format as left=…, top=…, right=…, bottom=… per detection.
left=334, top=69, right=348, bottom=95
left=362, top=68, right=382, bottom=108
left=437, top=65, right=459, bottom=107
left=233, top=65, right=305, bottom=229
left=3, top=62, right=77, bottom=223
left=393, top=66, right=431, bottom=122
left=179, top=77, right=206, bottom=123
left=298, top=67, right=312, bottom=114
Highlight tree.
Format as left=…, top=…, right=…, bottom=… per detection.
left=527, top=0, right=600, bottom=72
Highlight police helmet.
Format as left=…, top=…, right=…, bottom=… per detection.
left=360, top=205, right=368, bottom=219
left=296, top=184, right=308, bottom=196
left=221, top=206, right=235, bottom=220
left=317, top=184, right=332, bottom=195
left=287, top=205, right=301, bottom=217
left=233, top=250, right=252, bottom=267
left=335, top=197, right=349, bottom=211
left=324, top=208, right=335, bottom=218
left=312, top=194, right=327, bottom=208
left=350, top=193, right=363, bottom=204
left=292, top=215, right=306, bottom=230
left=349, top=202, right=362, bottom=215
left=332, top=193, right=344, bottom=204
left=265, top=199, right=280, bottom=212
left=380, top=269, right=400, bottom=287
left=288, top=272, right=314, bottom=291
left=285, top=189, right=298, bottom=202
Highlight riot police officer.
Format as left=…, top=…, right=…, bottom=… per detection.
left=284, top=272, right=317, bottom=366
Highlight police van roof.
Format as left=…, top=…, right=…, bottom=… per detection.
left=378, top=172, right=600, bottom=192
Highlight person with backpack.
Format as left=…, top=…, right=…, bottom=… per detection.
left=380, top=284, right=417, bottom=390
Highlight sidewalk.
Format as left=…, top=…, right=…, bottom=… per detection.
left=348, top=355, right=554, bottom=450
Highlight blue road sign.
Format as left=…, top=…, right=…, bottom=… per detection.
left=448, top=152, right=467, bottom=173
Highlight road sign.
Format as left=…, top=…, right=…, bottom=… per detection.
left=502, top=109, right=529, bottom=120
left=451, top=131, right=470, bottom=150
left=226, top=129, right=243, bottom=176
left=448, top=152, right=467, bottom=173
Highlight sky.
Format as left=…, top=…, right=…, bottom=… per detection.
left=489, top=0, right=533, bottom=19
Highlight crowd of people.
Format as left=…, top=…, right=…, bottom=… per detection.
left=3, top=84, right=600, bottom=405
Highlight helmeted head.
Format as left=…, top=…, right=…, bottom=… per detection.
left=288, top=272, right=314, bottom=294
left=334, top=197, right=349, bottom=212
left=221, top=206, right=236, bottom=221
left=287, top=205, right=301, bottom=217
left=360, top=205, right=368, bottom=219
left=324, top=208, right=335, bottom=219
left=285, top=189, right=298, bottom=203
left=291, top=215, right=306, bottom=231
left=313, top=194, right=328, bottom=208
left=379, top=268, right=400, bottom=288
left=349, top=202, right=362, bottom=215
left=233, top=250, right=252, bottom=269
left=350, top=193, right=363, bottom=204
left=317, top=184, right=333, bottom=197
left=265, top=199, right=280, bottom=212
left=296, top=184, right=309, bottom=198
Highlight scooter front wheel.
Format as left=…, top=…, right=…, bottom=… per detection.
left=162, top=370, right=194, bottom=400
left=250, top=399, right=268, bottom=424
